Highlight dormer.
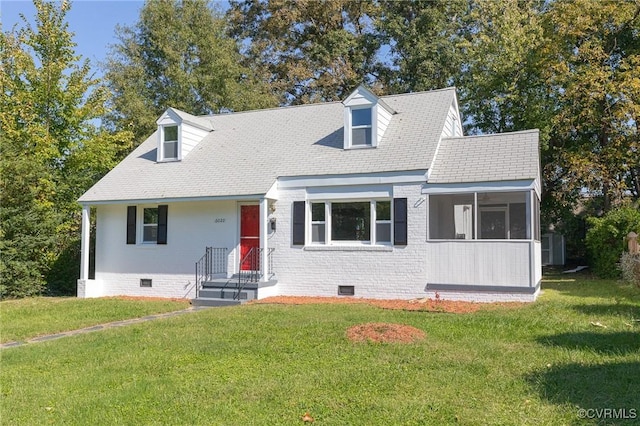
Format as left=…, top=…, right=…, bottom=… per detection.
left=342, top=85, right=396, bottom=150
left=156, top=108, right=214, bottom=162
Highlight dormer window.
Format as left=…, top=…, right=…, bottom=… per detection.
left=162, top=125, right=179, bottom=160
left=351, top=107, right=373, bottom=146
left=342, top=85, right=395, bottom=150
left=156, top=107, right=214, bottom=162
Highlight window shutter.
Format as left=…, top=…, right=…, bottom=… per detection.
left=292, top=201, right=305, bottom=246
left=126, top=206, right=136, bottom=244
left=393, top=198, right=408, bottom=245
left=157, top=205, right=168, bottom=245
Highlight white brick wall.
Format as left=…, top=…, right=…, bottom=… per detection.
left=269, top=183, right=431, bottom=300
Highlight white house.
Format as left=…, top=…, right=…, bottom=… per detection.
left=77, top=86, right=542, bottom=305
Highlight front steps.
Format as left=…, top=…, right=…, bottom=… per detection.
left=191, top=276, right=277, bottom=307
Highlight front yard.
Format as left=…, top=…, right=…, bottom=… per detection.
left=1, top=275, right=639, bottom=425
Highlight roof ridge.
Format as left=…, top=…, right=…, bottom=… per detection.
left=380, top=86, right=457, bottom=99
left=442, top=129, right=539, bottom=141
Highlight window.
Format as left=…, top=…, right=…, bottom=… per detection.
left=429, top=191, right=534, bottom=240
left=163, top=125, right=178, bottom=160
left=376, top=201, right=391, bottom=243
left=311, top=202, right=326, bottom=243
left=143, top=208, right=159, bottom=243
left=126, top=205, right=168, bottom=245
left=140, top=279, right=152, bottom=288
left=351, top=107, right=372, bottom=146
left=292, top=199, right=406, bottom=246
left=332, top=202, right=370, bottom=241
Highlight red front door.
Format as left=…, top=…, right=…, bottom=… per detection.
left=240, top=205, right=260, bottom=271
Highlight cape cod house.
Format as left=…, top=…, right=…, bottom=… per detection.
left=77, top=86, right=542, bottom=305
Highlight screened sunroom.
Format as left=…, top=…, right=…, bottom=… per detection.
left=423, top=184, right=542, bottom=298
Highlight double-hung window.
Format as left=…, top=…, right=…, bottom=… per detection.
left=163, top=125, right=178, bottom=160
left=375, top=201, right=391, bottom=243
left=126, top=205, right=168, bottom=245
left=351, top=108, right=372, bottom=147
left=311, top=202, right=326, bottom=243
left=143, top=207, right=159, bottom=243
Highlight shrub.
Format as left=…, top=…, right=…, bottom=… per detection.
left=585, top=206, right=640, bottom=278
left=620, top=252, right=640, bottom=288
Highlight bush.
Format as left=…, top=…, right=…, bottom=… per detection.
left=585, top=206, right=640, bottom=278
left=620, top=252, right=640, bottom=287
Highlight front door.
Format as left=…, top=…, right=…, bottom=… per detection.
left=240, top=205, right=260, bottom=271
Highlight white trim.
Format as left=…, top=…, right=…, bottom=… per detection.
left=423, top=179, right=537, bottom=194
left=158, top=124, right=181, bottom=162
left=279, top=170, right=427, bottom=189
left=305, top=199, right=393, bottom=247
left=82, top=193, right=267, bottom=206
left=140, top=205, right=159, bottom=244
left=307, top=185, right=391, bottom=200
left=260, top=198, right=269, bottom=281
left=80, top=206, right=90, bottom=280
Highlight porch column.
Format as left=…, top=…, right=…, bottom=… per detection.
left=260, top=197, right=269, bottom=281
left=80, top=205, right=91, bottom=280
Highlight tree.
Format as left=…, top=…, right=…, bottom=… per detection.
left=0, top=0, right=131, bottom=297
left=227, top=0, right=383, bottom=104
left=375, top=0, right=469, bottom=94
left=543, top=0, right=640, bottom=212
left=104, top=0, right=276, bottom=142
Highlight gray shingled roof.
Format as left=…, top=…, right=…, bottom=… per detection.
left=79, top=88, right=457, bottom=203
left=427, top=130, right=540, bottom=184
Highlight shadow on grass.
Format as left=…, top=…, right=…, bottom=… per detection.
left=537, top=331, right=640, bottom=355
left=527, top=361, right=640, bottom=419
left=573, top=303, right=640, bottom=319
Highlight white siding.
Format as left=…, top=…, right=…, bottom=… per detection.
left=425, top=240, right=534, bottom=287
left=441, top=101, right=462, bottom=138
left=94, top=200, right=238, bottom=298
left=376, top=103, right=393, bottom=145
left=181, top=123, right=209, bottom=159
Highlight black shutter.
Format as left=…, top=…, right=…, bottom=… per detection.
left=126, top=206, right=136, bottom=244
left=292, top=201, right=305, bottom=246
left=157, top=205, right=168, bottom=245
left=393, top=198, right=408, bottom=245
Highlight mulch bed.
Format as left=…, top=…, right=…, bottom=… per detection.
left=251, top=296, right=524, bottom=314
left=346, top=322, right=426, bottom=343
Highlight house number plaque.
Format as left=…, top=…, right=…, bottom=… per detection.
left=214, top=218, right=226, bottom=223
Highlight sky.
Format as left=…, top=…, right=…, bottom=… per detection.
left=1, top=0, right=227, bottom=77
left=1, top=1, right=145, bottom=74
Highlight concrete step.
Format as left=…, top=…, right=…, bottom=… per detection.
left=198, top=287, right=256, bottom=301
left=191, top=298, right=242, bottom=307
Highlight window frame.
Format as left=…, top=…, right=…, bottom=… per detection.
left=160, top=124, right=180, bottom=161
left=307, top=199, right=392, bottom=246
left=142, top=207, right=159, bottom=244
left=350, top=107, right=373, bottom=148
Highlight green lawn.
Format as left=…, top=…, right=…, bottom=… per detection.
left=1, top=276, right=639, bottom=425
left=0, top=296, right=190, bottom=343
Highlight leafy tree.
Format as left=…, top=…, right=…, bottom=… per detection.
left=0, top=0, right=131, bottom=297
left=104, top=0, right=276, bottom=142
left=375, top=0, right=469, bottom=94
left=543, top=0, right=640, bottom=212
left=227, top=0, right=382, bottom=104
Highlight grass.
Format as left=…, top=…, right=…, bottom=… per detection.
left=0, top=296, right=190, bottom=343
left=1, top=275, right=639, bottom=425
